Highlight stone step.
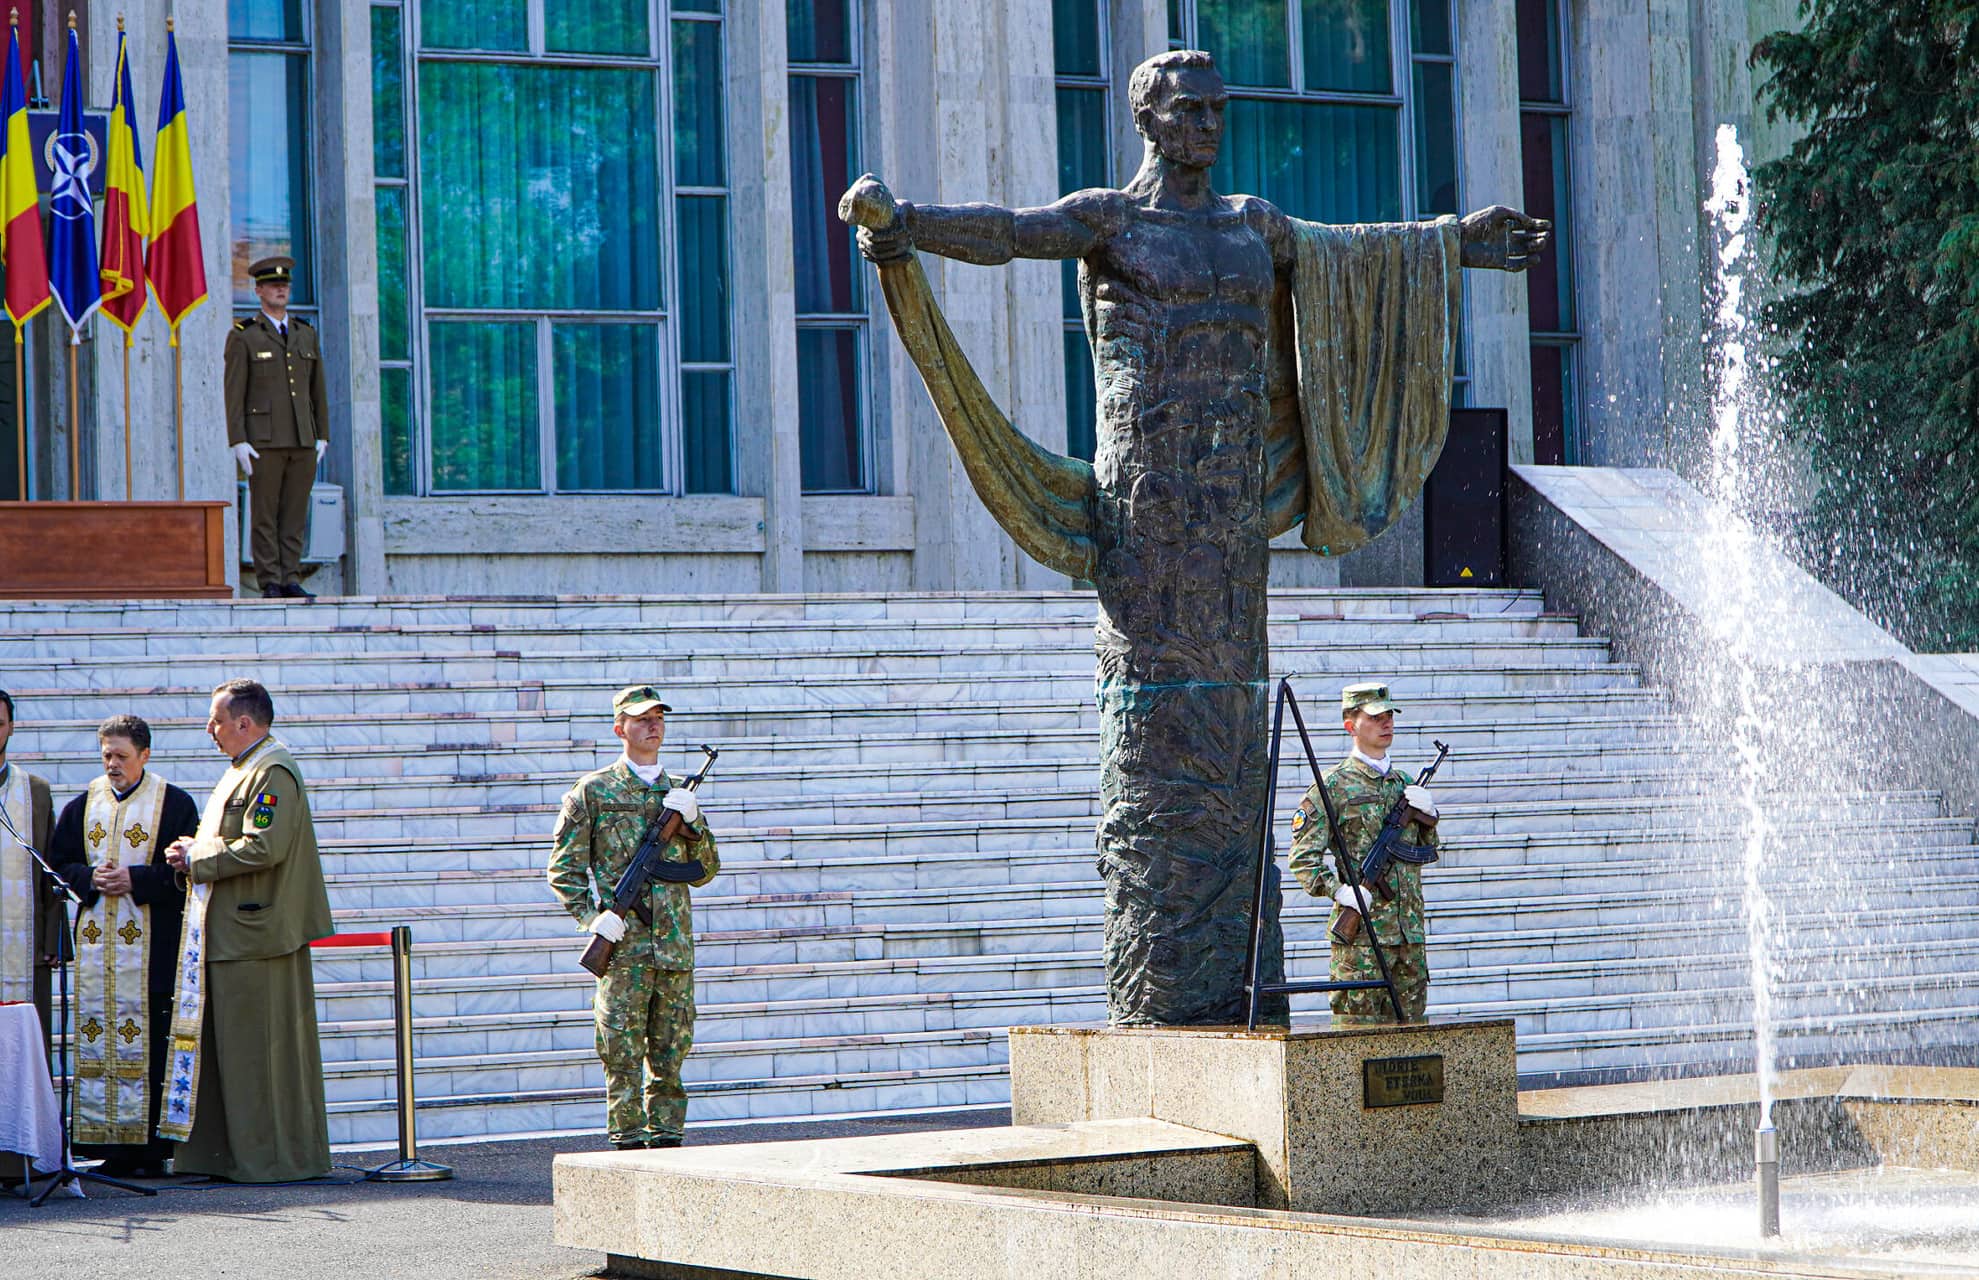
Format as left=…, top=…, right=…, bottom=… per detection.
left=0, top=608, right=1581, bottom=660
left=2, top=660, right=1646, bottom=724
left=0, top=635, right=1619, bottom=694
left=0, top=586, right=1547, bottom=628
left=298, top=786, right=1946, bottom=843
left=313, top=810, right=1975, bottom=879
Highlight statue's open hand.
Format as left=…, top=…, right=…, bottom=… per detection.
left=1458, top=205, right=1552, bottom=272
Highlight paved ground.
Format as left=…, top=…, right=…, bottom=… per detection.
left=1, top=1110, right=1008, bottom=1280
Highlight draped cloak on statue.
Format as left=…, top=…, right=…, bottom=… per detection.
left=864, top=211, right=1461, bottom=1023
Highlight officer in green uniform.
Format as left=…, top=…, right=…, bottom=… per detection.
left=1287, top=681, right=1441, bottom=1021
left=546, top=685, right=719, bottom=1150
left=224, top=256, right=328, bottom=599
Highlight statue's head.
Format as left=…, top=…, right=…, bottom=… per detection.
left=1128, top=50, right=1226, bottom=169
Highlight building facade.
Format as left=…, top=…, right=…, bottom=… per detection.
left=10, top=0, right=1798, bottom=595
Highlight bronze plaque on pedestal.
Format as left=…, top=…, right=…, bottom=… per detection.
left=1363, top=1054, right=1445, bottom=1108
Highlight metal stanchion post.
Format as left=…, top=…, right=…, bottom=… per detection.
left=368, top=926, right=453, bottom=1181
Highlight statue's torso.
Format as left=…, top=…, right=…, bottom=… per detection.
left=1083, top=198, right=1277, bottom=683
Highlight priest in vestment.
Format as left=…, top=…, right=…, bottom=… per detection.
left=164, top=679, right=333, bottom=1183
left=0, top=688, right=59, bottom=1050
left=51, top=714, right=198, bottom=1177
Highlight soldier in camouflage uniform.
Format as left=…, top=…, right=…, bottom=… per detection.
left=546, top=685, right=719, bottom=1149
left=1287, top=681, right=1441, bottom=1021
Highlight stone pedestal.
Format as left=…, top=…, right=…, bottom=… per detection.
left=1009, top=1018, right=1518, bottom=1216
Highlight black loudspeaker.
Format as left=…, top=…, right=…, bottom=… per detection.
left=1422, top=407, right=1508, bottom=588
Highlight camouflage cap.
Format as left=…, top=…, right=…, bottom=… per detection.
left=1341, top=681, right=1399, bottom=716
left=612, top=684, right=672, bottom=717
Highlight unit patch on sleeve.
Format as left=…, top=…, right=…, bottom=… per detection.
left=1290, top=802, right=1314, bottom=834
left=250, top=790, right=279, bottom=830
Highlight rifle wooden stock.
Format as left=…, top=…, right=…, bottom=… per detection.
left=579, top=932, right=615, bottom=978
left=1330, top=905, right=1364, bottom=946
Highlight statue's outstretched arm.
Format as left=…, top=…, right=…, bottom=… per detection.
left=843, top=178, right=1111, bottom=267
left=840, top=176, right=1098, bottom=580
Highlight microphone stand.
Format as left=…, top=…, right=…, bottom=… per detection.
left=0, top=801, right=156, bottom=1202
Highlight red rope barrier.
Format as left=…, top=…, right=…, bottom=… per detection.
left=312, top=931, right=394, bottom=949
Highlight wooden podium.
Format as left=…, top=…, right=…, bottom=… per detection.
left=0, top=502, right=233, bottom=598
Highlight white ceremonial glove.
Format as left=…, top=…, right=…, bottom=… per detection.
left=315, top=439, right=328, bottom=462
left=1333, top=885, right=1372, bottom=914
left=1404, top=784, right=1437, bottom=817
left=232, top=442, right=260, bottom=475
left=662, top=790, right=699, bottom=825
left=587, top=910, right=626, bottom=943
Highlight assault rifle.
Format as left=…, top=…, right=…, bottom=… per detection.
left=578, top=745, right=719, bottom=978
left=1331, top=740, right=1450, bottom=945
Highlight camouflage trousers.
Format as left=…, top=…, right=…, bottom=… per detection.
left=1329, top=942, right=1429, bottom=1022
left=594, top=961, right=696, bottom=1143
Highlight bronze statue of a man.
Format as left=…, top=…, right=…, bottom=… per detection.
left=842, top=49, right=1547, bottom=1025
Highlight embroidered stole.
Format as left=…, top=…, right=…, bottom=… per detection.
left=160, top=749, right=259, bottom=1141
left=0, top=766, right=33, bottom=1005
left=73, top=773, right=165, bottom=1145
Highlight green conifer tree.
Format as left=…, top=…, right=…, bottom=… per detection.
left=1753, top=3, right=1979, bottom=647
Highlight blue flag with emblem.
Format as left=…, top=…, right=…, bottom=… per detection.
left=48, top=24, right=99, bottom=335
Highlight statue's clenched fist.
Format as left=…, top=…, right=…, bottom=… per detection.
left=1458, top=205, right=1551, bottom=272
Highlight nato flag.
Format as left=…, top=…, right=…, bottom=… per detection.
left=49, top=25, right=99, bottom=333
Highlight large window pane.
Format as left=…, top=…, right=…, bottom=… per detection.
left=1516, top=0, right=1562, bottom=102
left=1520, top=113, right=1572, bottom=331
left=420, top=63, right=661, bottom=310
left=371, top=6, right=405, bottom=179
left=1412, top=60, right=1457, bottom=215
left=1410, top=0, right=1451, bottom=56
left=787, top=0, right=852, bottom=63
left=554, top=324, right=662, bottom=491
left=376, top=187, right=410, bottom=361
left=229, top=52, right=313, bottom=305
left=1198, top=0, right=1289, bottom=88
left=1057, top=86, right=1108, bottom=320
left=678, top=195, right=730, bottom=363
left=798, top=328, right=863, bottom=490
left=682, top=369, right=733, bottom=494
left=1064, top=330, right=1096, bottom=463
left=1301, top=0, right=1391, bottom=94
left=381, top=365, right=414, bottom=495
left=1530, top=341, right=1572, bottom=464
left=1053, top=0, right=1103, bottom=77
left=1218, top=99, right=1401, bottom=223
left=429, top=322, right=539, bottom=491
left=789, top=75, right=861, bottom=315
left=673, top=19, right=725, bottom=186
left=421, top=0, right=527, bottom=51
left=550, top=0, right=650, bottom=55
left=230, top=0, right=304, bottom=42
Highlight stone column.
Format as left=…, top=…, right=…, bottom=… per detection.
left=729, top=0, right=803, bottom=593
left=310, top=0, right=385, bottom=593
left=1456, top=0, right=1533, bottom=462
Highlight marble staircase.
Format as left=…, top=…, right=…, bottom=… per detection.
left=3, top=588, right=1973, bottom=1144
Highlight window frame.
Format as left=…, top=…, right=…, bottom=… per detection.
left=380, top=0, right=735, bottom=497
left=228, top=3, right=319, bottom=319
left=789, top=1, right=875, bottom=495
left=1516, top=0, right=1580, bottom=463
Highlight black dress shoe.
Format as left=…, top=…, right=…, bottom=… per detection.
left=283, top=582, right=316, bottom=599
left=260, top=585, right=284, bottom=599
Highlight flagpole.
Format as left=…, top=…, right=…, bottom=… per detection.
left=65, top=328, right=77, bottom=500
left=11, top=327, right=21, bottom=501
left=173, top=328, right=184, bottom=500
left=121, top=333, right=131, bottom=499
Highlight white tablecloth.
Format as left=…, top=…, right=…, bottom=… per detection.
left=0, top=1002, right=63, bottom=1173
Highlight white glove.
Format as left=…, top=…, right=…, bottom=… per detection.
left=232, top=442, right=260, bottom=475
left=1404, top=784, right=1437, bottom=817
left=1334, top=885, right=1371, bottom=914
left=587, top=910, right=626, bottom=943
left=662, top=790, right=699, bottom=824
left=315, top=439, right=328, bottom=462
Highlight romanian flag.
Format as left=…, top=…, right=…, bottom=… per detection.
left=100, top=32, right=149, bottom=335
left=0, top=22, right=49, bottom=332
left=148, top=27, right=206, bottom=336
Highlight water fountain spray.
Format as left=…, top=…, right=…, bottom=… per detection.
left=1701, top=122, right=1782, bottom=1242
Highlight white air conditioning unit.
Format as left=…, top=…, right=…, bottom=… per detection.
left=237, top=481, right=346, bottom=564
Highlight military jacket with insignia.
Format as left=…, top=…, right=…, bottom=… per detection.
left=546, top=762, right=719, bottom=972
left=1287, top=755, right=1439, bottom=945
left=224, top=313, right=329, bottom=450
left=186, top=737, right=335, bottom=963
